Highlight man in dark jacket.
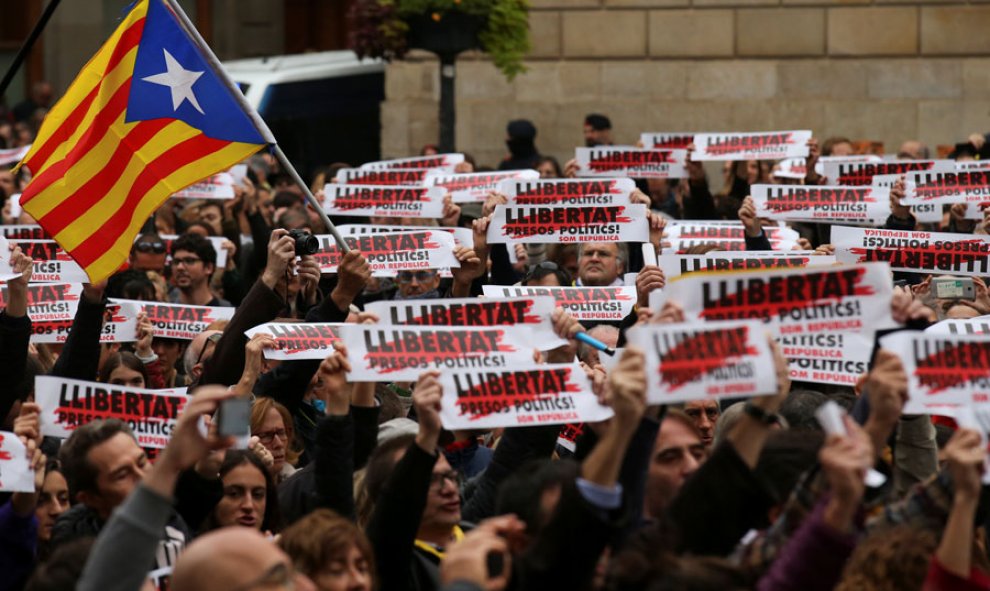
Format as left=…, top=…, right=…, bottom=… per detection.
left=498, top=120, right=541, bottom=171
left=51, top=419, right=190, bottom=574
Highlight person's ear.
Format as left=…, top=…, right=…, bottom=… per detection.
left=204, top=262, right=215, bottom=276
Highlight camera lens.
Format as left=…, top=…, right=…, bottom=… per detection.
left=289, top=229, right=320, bottom=255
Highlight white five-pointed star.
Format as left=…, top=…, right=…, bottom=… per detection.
left=141, top=48, right=205, bottom=115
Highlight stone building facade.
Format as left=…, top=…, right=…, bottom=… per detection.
left=382, top=1, right=990, bottom=167
left=25, top=1, right=990, bottom=169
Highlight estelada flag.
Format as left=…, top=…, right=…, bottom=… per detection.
left=16, top=0, right=270, bottom=282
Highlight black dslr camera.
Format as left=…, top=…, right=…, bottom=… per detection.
left=288, top=229, right=319, bottom=255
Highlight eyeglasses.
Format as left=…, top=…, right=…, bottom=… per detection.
left=429, top=470, right=462, bottom=490
left=173, top=256, right=203, bottom=267
left=256, top=428, right=288, bottom=445
left=230, top=562, right=295, bottom=591
left=134, top=241, right=166, bottom=254
left=194, top=332, right=223, bottom=367
left=397, top=270, right=438, bottom=284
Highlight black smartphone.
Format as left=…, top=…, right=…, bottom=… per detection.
left=216, top=397, right=251, bottom=438
left=486, top=550, right=505, bottom=579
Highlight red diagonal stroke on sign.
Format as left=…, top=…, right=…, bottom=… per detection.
left=457, top=368, right=580, bottom=420
left=277, top=335, right=341, bottom=355
left=403, top=300, right=542, bottom=326
left=649, top=137, right=692, bottom=149
left=912, top=182, right=990, bottom=199
left=0, top=434, right=11, bottom=461
left=914, top=341, right=990, bottom=393
left=704, top=133, right=793, bottom=156
left=659, top=326, right=757, bottom=392
left=848, top=241, right=989, bottom=264
left=315, top=238, right=443, bottom=268
left=103, top=305, right=128, bottom=324
left=363, top=331, right=518, bottom=374
left=432, top=175, right=507, bottom=191
left=52, top=407, right=178, bottom=427
left=501, top=209, right=633, bottom=238
left=764, top=190, right=877, bottom=213
left=587, top=152, right=674, bottom=171
left=698, top=268, right=874, bottom=319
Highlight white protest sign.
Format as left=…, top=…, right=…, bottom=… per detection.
left=0, top=283, right=81, bottom=343
left=873, top=175, right=945, bottom=224
left=438, top=363, right=612, bottom=430
left=902, top=170, right=990, bottom=206
left=172, top=172, right=235, bottom=199
left=367, top=296, right=565, bottom=350
left=926, top=318, right=990, bottom=336
left=0, top=145, right=30, bottom=167
left=335, top=168, right=429, bottom=186
left=965, top=202, right=989, bottom=220
left=35, top=376, right=189, bottom=449
left=244, top=322, right=344, bottom=360
left=656, top=262, right=896, bottom=336
left=815, top=154, right=882, bottom=178
left=663, top=238, right=800, bottom=254
left=157, top=235, right=228, bottom=270
left=626, top=321, right=778, bottom=404
left=0, top=238, right=89, bottom=283
left=832, top=226, right=990, bottom=276
left=0, top=432, right=34, bottom=493
left=100, top=300, right=141, bottom=343
left=639, top=133, right=695, bottom=150
left=956, top=161, right=990, bottom=171
left=692, top=131, right=811, bottom=161
left=751, top=184, right=891, bottom=224
left=229, top=164, right=248, bottom=184
left=880, top=331, right=990, bottom=414
left=488, top=203, right=649, bottom=245
left=112, top=300, right=235, bottom=340
left=312, top=231, right=459, bottom=277
left=322, top=184, right=446, bottom=218
left=425, top=169, right=540, bottom=203
left=575, top=147, right=688, bottom=179
left=361, top=153, right=464, bottom=171
left=8, top=193, right=21, bottom=220
left=1, top=225, right=50, bottom=240
left=663, top=221, right=800, bottom=243
left=500, top=178, right=635, bottom=206
left=774, top=158, right=807, bottom=180
left=780, top=332, right=872, bottom=386
left=337, top=224, right=474, bottom=249
left=659, top=252, right=835, bottom=280
left=482, top=285, right=636, bottom=322
left=340, top=324, right=536, bottom=381
left=825, top=160, right=955, bottom=186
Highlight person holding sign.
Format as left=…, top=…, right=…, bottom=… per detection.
left=72, top=386, right=318, bottom=591
left=0, top=242, right=33, bottom=424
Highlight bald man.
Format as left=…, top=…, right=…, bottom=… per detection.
left=172, top=528, right=315, bottom=591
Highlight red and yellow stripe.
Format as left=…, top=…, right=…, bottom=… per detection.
left=18, top=0, right=262, bottom=282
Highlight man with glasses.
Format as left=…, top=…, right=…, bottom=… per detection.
left=183, top=330, right=223, bottom=386
left=169, top=233, right=230, bottom=307
left=395, top=269, right=442, bottom=300
left=577, top=242, right=627, bottom=287
left=129, top=232, right=168, bottom=274
left=393, top=246, right=484, bottom=300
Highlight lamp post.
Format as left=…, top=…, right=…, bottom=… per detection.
left=407, top=12, right=485, bottom=153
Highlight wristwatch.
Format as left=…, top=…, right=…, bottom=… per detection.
left=743, top=402, right=780, bottom=425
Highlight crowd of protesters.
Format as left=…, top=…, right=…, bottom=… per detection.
left=2, top=97, right=990, bottom=591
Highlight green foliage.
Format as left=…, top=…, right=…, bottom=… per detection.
left=348, top=0, right=530, bottom=80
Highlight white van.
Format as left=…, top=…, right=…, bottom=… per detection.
left=224, top=50, right=385, bottom=179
